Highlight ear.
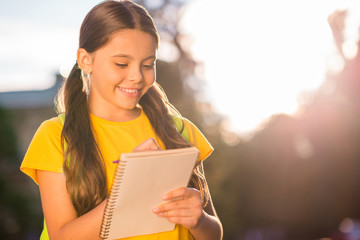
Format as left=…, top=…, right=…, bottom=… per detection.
left=77, top=48, right=93, bottom=74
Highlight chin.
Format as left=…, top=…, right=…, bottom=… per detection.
left=117, top=105, right=138, bottom=110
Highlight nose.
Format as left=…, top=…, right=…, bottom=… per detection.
left=128, top=66, right=143, bottom=82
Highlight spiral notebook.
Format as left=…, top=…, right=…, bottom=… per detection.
left=99, top=147, right=200, bottom=240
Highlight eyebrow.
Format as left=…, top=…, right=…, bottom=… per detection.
left=111, top=54, right=156, bottom=61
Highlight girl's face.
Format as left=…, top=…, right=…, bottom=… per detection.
left=81, top=29, right=157, bottom=120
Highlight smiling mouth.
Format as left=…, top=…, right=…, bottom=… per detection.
left=118, top=87, right=141, bottom=97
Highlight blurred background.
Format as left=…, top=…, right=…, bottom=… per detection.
left=1, top=0, right=360, bottom=239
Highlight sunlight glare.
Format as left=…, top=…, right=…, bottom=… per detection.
left=342, top=40, right=358, bottom=59
left=181, top=0, right=360, bottom=136
left=339, top=218, right=354, bottom=233
left=59, top=61, right=74, bottom=79
left=158, top=40, right=180, bottom=62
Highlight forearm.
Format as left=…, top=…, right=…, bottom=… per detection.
left=52, top=200, right=107, bottom=240
left=189, top=210, right=223, bottom=240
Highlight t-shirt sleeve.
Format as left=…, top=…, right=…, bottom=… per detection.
left=182, top=118, right=213, bottom=161
left=20, top=117, right=64, bottom=185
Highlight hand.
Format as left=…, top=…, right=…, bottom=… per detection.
left=132, top=137, right=162, bottom=152
left=152, top=187, right=204, bottom=230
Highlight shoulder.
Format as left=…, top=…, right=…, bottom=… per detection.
left=31, top=116, right=63, bottom=143
left=21, top=116, right=64, bottom=184
left=178, top=116, right=214, bottom=161
left=181, top=117, right=205, bottom=140
left=40, top=116, right=63, bottom=129
left=28, top=116, right=64, bottom=159
left=170, top=114, right=201, bottom=138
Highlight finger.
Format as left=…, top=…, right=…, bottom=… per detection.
left=155, top=208, right=194, bottom=218
left=153, top=200, right=186, bottom=213
left=163, top=187, right=198, bottom=201
left=153, top=196, right=203, bottom=214
left=132, top=138, right=161, bottom=152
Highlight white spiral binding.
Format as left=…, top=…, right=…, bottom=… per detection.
left=99, top=160, right=127, bottom=239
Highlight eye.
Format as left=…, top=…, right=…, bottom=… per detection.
left=142, top=63, right=155, bottom=69
left=115, top=63, right=128, bottom=68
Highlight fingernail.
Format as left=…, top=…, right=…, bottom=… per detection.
left=153, top=208, right=159, bottom=213
left=162, top=195, right=169, bottom=200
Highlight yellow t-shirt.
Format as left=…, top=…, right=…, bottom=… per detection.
left=20, top=110, right=213, bottom=240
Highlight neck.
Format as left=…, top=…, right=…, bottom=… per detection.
left=89, top=105, right=141, bottom=122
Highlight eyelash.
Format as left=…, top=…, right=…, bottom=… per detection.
left=116, top=63, right=128, bottom=68
left=115, top=63, right=155, bottom=69
left=143, top=64, right=154, bottom=69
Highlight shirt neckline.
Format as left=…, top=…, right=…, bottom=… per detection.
left=90, top=109, right=145, bottom=126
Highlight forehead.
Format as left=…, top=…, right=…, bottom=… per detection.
left=97, top=29, right=157, bottom=58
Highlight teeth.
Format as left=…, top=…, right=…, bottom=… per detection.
left=120, top=88, right=139, bottom=93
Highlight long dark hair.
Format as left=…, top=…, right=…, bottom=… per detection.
left=56, top=0, right=208, bottom=216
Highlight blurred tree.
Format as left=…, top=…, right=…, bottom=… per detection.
left=135, top=0, right=201, bottom=119
left=230, top=9, right=360, bottom=240
left=136, top=4, right=360, bottom=240
left=14, top=1, right=360, bottom=240
left=0, top=106, right=42, bottom=240
left=135, top=1, right=247, bottom=239
left=0, top=106, right=17, bottom=160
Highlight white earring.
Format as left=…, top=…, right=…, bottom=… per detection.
left=81, top=69, right=91, bottom=98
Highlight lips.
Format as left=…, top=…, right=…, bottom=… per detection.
left=117, top=87, right=141, bottom=97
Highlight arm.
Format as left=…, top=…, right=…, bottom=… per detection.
left=189, top=192, right=223, bottom=240
left=153, top=173, right=223, bottom=240
left=38, top=137, right=161, bottom=240
left=38, top=170, right=106, bottom=240
left=136, top=138, right=223, bottom=239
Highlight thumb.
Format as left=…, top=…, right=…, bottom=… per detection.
left=132, top=137, right=161, bottom=152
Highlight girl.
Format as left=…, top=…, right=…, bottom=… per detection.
left=20, top=0, right=222, bottom=239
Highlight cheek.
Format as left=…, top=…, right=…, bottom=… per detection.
left=144, top=70, right=156, bottom=85
left=92, top=66, right=124, bottom=85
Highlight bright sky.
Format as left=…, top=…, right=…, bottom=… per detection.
left=1, top=0, right=360, bottom=135
left=181, top=0, right=360, bottom=135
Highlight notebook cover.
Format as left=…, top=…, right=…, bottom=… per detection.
left=100, top=147, right=199, bottom=239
